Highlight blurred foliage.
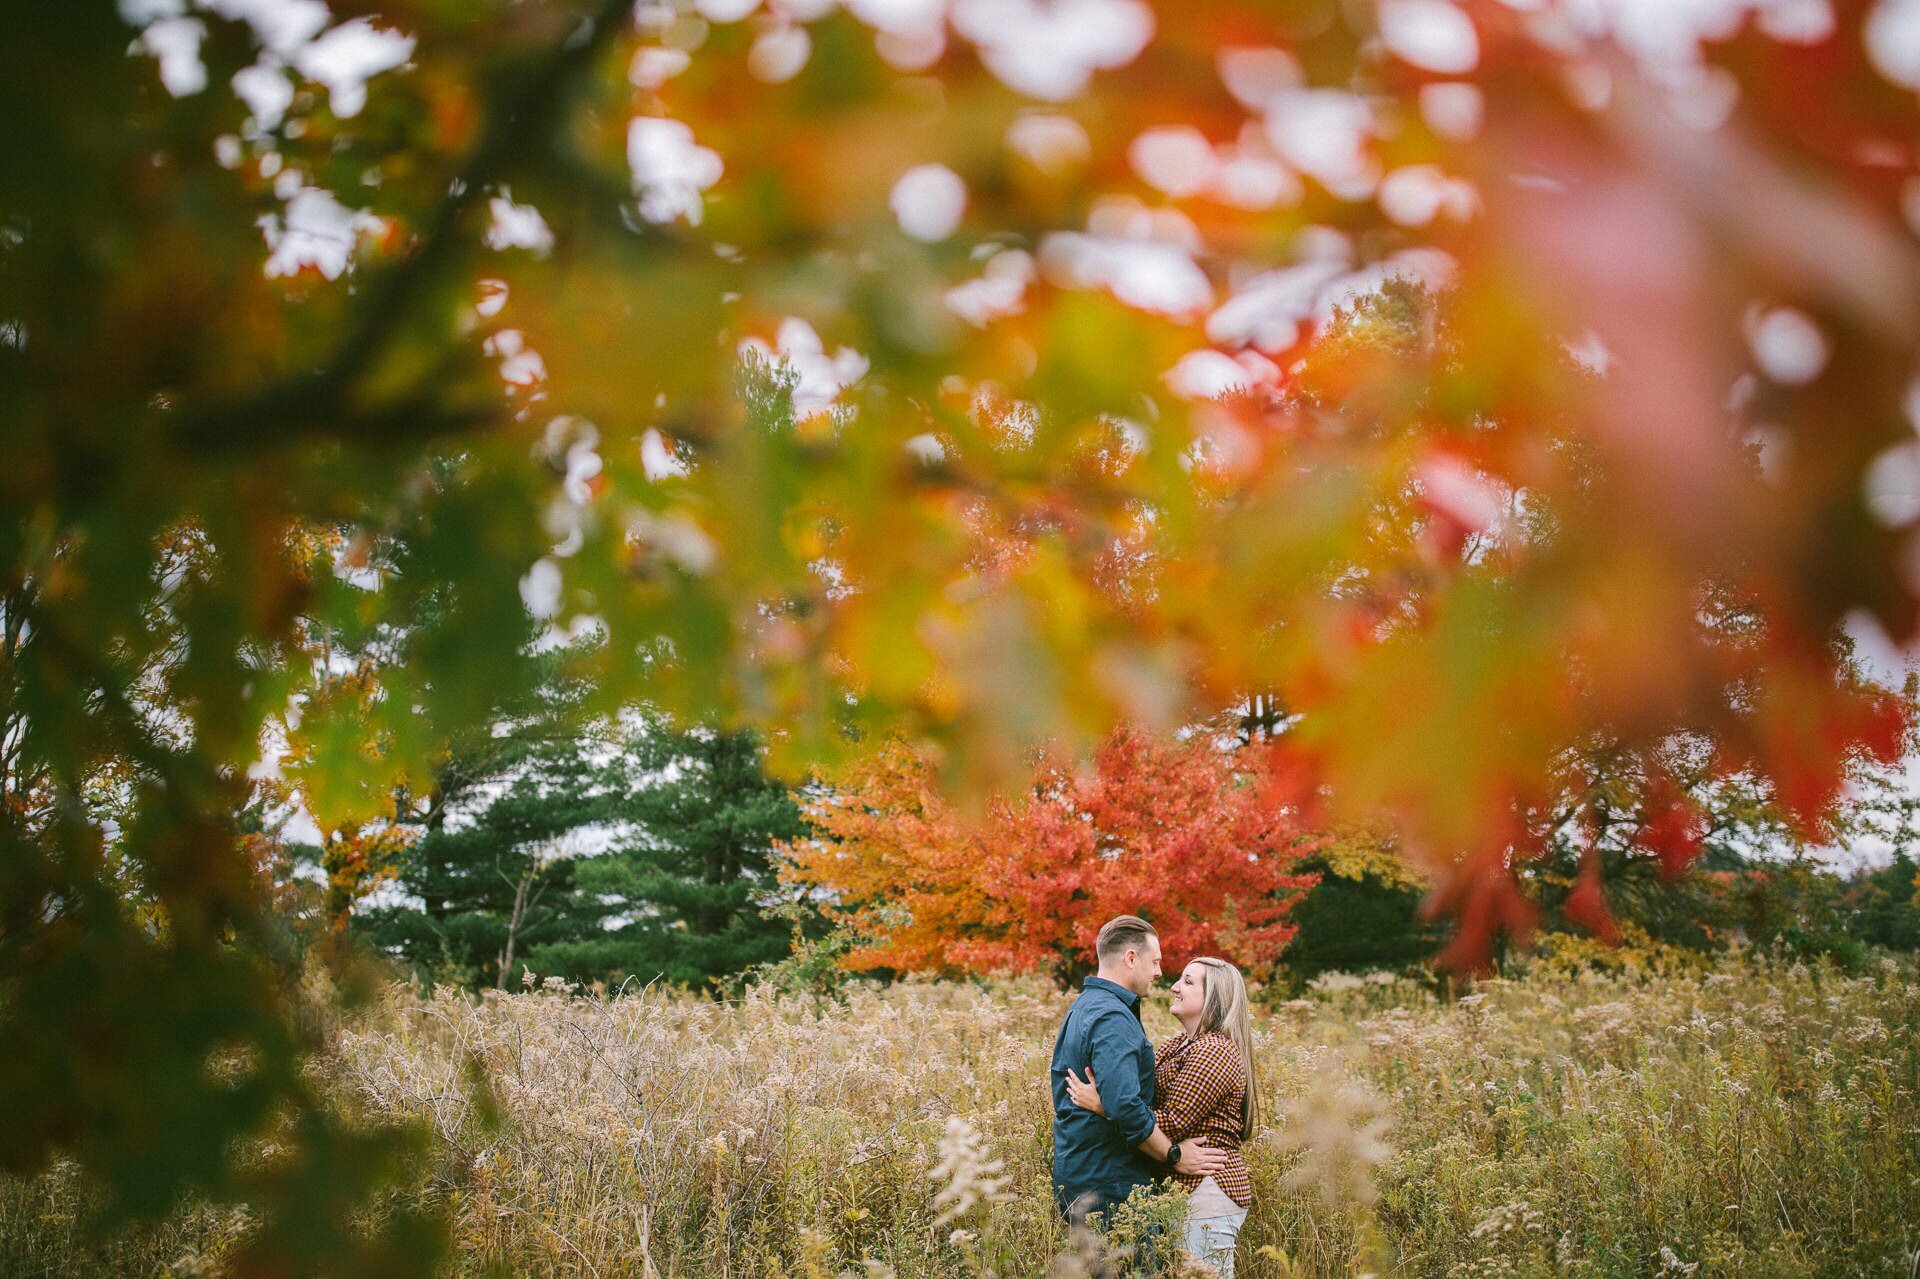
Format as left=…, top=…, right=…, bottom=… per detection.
left=11, top=0, right=1920, bottom=1270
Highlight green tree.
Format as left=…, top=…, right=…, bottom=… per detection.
left=1517, top=671, right=1920, bottom=959
left=359, top=713, right=621, bottom=990
left=361, top=709, right=805, bottom=991
left=1281, top=844, right=1444, bottom=983
left=1843, top=851, right=1920, bottom=952
left=534, top=726, right=806, bottom=989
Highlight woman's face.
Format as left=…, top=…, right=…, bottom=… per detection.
left=1170, top=962, right=1208, bottom=1022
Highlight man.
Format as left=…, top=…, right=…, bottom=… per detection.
left=1050, top=914, right=1228, bottom=1225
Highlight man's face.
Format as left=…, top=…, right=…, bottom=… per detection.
left=1121, top=936, right=1163, bottom=996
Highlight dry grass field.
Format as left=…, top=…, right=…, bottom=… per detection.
left=6, top=946, right=1917, bottom=1279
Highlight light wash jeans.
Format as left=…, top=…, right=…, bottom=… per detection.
left=1182, top=1210, right=1247, bottom=1276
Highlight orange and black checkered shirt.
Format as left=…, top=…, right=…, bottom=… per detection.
left=1154, top=1031, right=1251, bottom=1207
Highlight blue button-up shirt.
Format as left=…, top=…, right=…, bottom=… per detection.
left=1050, top=975, right=1161, bottom=1207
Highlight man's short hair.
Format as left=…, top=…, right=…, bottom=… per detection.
left=1095, top=915, right=1157, bottom=963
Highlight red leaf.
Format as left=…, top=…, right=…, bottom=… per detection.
left=1564, top=860, right=1621, bottom=946
left=1852, top=693, right=1909, bottom=768
left=1426, top=849, right=1537, bottom=975
left=1636, top=782, right=1707, bottom=881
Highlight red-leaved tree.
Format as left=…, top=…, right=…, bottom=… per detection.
left=779, top=727, right=1321, bottom=981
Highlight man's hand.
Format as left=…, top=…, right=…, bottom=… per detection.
left=1173, top=1138, right=1228, bottom=1177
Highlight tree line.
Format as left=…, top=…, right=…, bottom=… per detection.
left=263, top=675, right=1920, bottom=995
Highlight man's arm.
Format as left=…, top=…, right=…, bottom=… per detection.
left=1084, top=1013, right=1155, bottom=1147
left=1136, top=1123, right=1228, bottom=1176
left=1084, top=1017, right=1229, bottom=1179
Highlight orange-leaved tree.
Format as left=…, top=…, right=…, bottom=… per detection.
left=780, top=726, right=1320, bottom=982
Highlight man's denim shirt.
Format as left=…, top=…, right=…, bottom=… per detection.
left=1050, top=975, right=1160, bottom=1205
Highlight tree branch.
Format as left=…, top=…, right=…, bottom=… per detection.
left=172, top=0, right=634, bottom=456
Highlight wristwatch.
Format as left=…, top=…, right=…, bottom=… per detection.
left=1164, top=1141, right=1182, bottom=1168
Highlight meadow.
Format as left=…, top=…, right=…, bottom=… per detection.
left=5, top=946, right=1917, bottom=1279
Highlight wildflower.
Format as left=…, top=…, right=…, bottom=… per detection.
left=1270, top=1070, right=1392, bottom=1210
left=1469, top=1200, right=1544, bottom=1239
left=1311, top=971, right=1367, bottom=995
left=796, top=1227, right=835, bottom=1277
left=1657, top=1246, right=1699, bottom=1276
left=929, top=1115, right=1011, bottom=1225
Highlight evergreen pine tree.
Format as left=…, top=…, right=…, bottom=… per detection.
left=1845, top=850, right=1920, bottom=951
left=362, top=697, right=806, bottom=989
left=532, top=726, right=806, bottom=988
left=357, top=646, right=620, bottom=988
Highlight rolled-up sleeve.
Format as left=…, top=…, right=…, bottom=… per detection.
left=1087, top=1012, right=1155, bottom=1147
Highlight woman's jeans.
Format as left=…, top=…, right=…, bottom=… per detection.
left=1182, top=1206, right=1248, bottom=1277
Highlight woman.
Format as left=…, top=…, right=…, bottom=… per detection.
left=1065, top=956, right=1259, bottom=1277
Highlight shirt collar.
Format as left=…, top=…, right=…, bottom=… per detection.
left=1082, top=975, right=1142, bottom=1010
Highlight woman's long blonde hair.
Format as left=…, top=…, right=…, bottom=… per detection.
left=1190, top=956, right=1260, bottom=1133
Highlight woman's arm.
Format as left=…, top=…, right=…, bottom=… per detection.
left=1064, top=1067, right=1104, bottom=1115
left=1068, top=1067, right=1229, bottom=1176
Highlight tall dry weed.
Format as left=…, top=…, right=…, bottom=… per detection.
left=4, top=953, right=1916, bottom=1278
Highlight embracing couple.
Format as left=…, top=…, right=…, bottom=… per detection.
left=1050, top=914, right=1259, bottom=1276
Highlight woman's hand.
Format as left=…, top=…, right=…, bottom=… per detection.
left=1065, top=1067, right=1106, bottom=1116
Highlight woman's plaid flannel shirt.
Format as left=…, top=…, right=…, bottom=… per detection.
left=1153, top=1030, right=1251, bottom=1208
